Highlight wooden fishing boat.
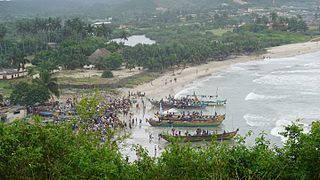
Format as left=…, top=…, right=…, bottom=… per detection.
left=148, top=99, right=206, bottom=109
left=148, top=117, right=224, bottom=127
left=202, top=99, right=227, bottom=106
left=159, top=129, right=239, bottom=142
left=184, top=90, right=227, bottom=106
left=183, top=97, right=227, bottom=106
left=156, top=113, right=225, bottom=122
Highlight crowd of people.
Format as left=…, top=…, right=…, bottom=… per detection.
left=128, top=91, right=146, bottom=98
left=156, top=110, right=219, bottom=120
left=171, top=128, right=215, bottom=137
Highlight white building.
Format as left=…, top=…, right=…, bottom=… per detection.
left=0, top=106, right=27, bottom=123
left=0, top=69, right=27, bottom=80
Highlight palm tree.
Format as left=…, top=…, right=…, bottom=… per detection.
left=33, top=70, right=60, bottom=98
left=7, top=48, right=30, bottom=71
left=0, top=24, right=6, bottom=41
left=0, top=94, right=3, bottom=106
left=0, top=24, right=6, bottom=55
left=120, top=30, right=129, bottom=41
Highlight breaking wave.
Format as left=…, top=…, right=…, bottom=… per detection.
left=244, top=114, right=272, bottom=127
left=245, top=92, right=287, bottom=101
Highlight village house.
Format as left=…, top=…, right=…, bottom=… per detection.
left=88, top=48, right=111, bottom=65
left=0, top=69, right=27, bottom=80
left=47, top=42, right=58, bottom=49
left=0, top=106, right=27, bottom=123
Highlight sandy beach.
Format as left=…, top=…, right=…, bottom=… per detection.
left=127, top=41, right=320, bottom=99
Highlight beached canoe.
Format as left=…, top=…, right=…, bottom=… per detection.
left=156, top=114, right=226, bottom=122
left=148, top=99, right=206, bottom=109
left=202, top=99, right=227, bottom=106
left=148, top=117, right=224, bottom=127
left=159, top=129, right=239, bottom=142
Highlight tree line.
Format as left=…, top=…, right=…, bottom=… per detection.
left=0, top=14, right=313, bottom=73
left=235, top=13, right=308, bottom=33
left=0, top=17, right=123, bottom=70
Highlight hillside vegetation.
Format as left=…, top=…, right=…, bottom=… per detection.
left=0, top=117, right=319, bottom=179
left=1, top=0, right=319, bottom=19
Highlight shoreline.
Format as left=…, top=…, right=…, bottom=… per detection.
left=125, top=41, right=320, bottom=99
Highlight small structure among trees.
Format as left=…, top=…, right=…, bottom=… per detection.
left=0, top=106, right=27, bottom=123
left=88, top=48, right=111, bottom=65
left=0, top=68, right=27, bottom=80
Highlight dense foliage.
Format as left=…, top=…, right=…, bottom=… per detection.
left=10, top=82, right=50, bottom=107
left=0, top=17, right=113, bottom=70
left=0, top=119, right=319, bottom=179
left=10, top=71, right=59, bottom=106
left=1, top=0, right=319, bottom=20
left=97, top=52, right=123, bottom=70
left=101, top=70, right=114, bottom=78
left=0, top=11, right=314, bottom=72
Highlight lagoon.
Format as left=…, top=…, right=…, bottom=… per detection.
left=111, top=35, right=156, bottom=47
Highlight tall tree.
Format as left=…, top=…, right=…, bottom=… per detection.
left=119, top=30, right=129, bottom=41
left=7, top=47, right=29, bottom=71
left=0, top=94, right=3, bottom=106
left=33, top=70, right=60, bottom=98
left=0, top=24, right=7, bottom=55
left=10, top=82, right=50, bottom=107
left=0, top=24, right=7, bottom=41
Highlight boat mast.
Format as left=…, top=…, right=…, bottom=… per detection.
left=160, top=103, right=163, bottom=115
left=216, top=88, right=219, bottom=100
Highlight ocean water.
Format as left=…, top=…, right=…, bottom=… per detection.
left=121, top=51, right=320, bottom=160
left=176, top=51, right=320, bottom=144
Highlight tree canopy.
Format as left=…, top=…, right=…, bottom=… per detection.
left=10, top=82, right=50, bottom=107
left=0, top=118, right=319, bottom=179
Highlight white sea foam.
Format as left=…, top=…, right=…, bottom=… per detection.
left=212, top=74, right=224, bottom=79
left=253, top=74, right=320, bottom=87
left=270, top=111, right=320, bottom=142
left=270, top=118, right=311, bottom=142
left=304, top=62, right=320, bottom=68
left=300, top=91, right=318, bottom=95
left=245, top=92, right=287, bottom=101
left=270, top=118, right=291, bottom=141
left=244, top=114, right=272, bottom=127
left=175, top=89, right=191, bottom=98
left=250, top=72, right=262, bottom=77
left=271, top=69, right=320, bottom=75
left=226, top=65, right=246, bottom=72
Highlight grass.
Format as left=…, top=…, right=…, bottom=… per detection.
left=0, top=81, right=12, bottom=97
left=57, top=71, right=160, bottom=91
left=58, top=76, right=116, bottom=85
left=207, top=28, right=233, bottom=36
left=115, top=71, right=160, bottom=88
left=60, top=88, right=119, bottom=98
left=0, top=78, right=33, bottom=97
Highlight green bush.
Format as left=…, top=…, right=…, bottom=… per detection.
left=96, top=52, right=123, bottom=70
left=1, top=95, right=319, bottom=179
left=101, top=70, right=114, bottom=78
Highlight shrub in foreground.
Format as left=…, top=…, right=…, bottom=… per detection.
left=0, top=119, right=319, bottom=179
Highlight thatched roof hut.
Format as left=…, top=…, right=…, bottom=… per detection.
left=88, top=48, right=111, bottom=64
